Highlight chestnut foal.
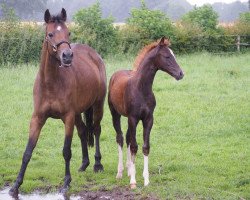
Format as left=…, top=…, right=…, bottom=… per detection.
left=108, top=37, right=184, bottom=188
left=10, top=8, right=106, bottom=195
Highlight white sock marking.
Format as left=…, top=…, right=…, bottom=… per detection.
left=143, top=155, right=149, bottom=186
left=126, top=145, right=131, bottom=176
left=130, top=154, right=136, bottom=185
left=116, top=145, right=123, bottom=179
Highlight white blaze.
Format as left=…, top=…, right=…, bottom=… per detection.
left=169, top=48, right=176, bottom=59
left=57, top=26, right=62, bottom=31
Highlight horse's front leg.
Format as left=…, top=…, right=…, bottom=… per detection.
left=128, top=116, right=139, bottom=189
left=9, top=114, right=46, bottom=196
left=142, top=115, right=153, bottom=186
left=61, top=113, right=75, bottom=192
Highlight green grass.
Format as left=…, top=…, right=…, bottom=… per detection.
left=0, top=52, right=249, bottom=199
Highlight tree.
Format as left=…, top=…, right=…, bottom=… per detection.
left=72, top=2, right=118, bottom=56
left=127, top=0, right=174, bottom=40
left=182, top=5, right=219, bottom=33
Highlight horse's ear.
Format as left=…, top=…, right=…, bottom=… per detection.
left=61, top=8, right=67, bottom=22
left=159, top=36, right=166, bottom=46
left=44, top=9, right=51, bottom=23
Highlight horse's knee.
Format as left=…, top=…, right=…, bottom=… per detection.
left=143, top=145, right=150, bottom=156
left=116, top=134, right=124, bottom=147
left=130, top=144, right=138, bottom=155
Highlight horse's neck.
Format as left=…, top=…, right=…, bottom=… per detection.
left=134, top=57, right=157, bottom=95
left=39, top=42, right=59, bottom=86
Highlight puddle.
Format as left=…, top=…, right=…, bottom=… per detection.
left=0, top=187, right=81, bottom=200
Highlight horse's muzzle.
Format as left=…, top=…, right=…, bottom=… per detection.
left=61, top=50, right=73, bottom=67
left=176, top=71, right=184, bottom=81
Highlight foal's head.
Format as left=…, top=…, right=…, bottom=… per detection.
left=44, top=8, right=73, bottom=67
left=154, top=37, right=184, bottom=80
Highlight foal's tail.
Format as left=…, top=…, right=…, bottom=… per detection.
left=84, top=107, right=94, bottom=147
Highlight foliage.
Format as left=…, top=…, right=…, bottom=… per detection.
left=72, top=2, right=118, bottom=57
left=127, top=0, right=175, bottom=41
left=181, top=5, right=219, bottom=33
left=0, top=6, right=44, bottom=65
left=239, top=12, right=250, bottom=23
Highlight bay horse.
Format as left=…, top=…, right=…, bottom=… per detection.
left=108, top=37, right=184, bottom=189
left=10, top=8, right=106, bottom=194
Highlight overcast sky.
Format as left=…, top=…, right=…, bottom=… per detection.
left=186, top=0, right=248, bottom=6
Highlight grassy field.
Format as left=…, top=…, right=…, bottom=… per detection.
left=0, top=52, right=249, bottom=199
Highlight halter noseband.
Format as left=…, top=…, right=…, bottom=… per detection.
left=46, top=36, right=71, bottom=52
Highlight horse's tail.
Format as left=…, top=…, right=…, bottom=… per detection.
left=84, top=107, right=94, bottom=147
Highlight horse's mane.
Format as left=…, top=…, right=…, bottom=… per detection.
left=133, top=39, right=170, bottom=71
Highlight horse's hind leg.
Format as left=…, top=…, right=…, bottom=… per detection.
left=10, top=114, right=46, bottom=195
left=75, top=114, right=90, bottom=171
left=92, top=103, right=104, bottom=172
left=109, top=103, right=124, bottom=178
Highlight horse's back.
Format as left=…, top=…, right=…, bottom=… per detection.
left=109, top=70, right=133, bottom=116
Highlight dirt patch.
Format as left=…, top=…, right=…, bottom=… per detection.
left=77, top=187, right=159, bottom=200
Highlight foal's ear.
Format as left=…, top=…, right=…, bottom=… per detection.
left=61, top=8, right=67, bottom=22
left=158, top=36, right=166, bottom=46
left=44, top=9, right=51, bottom=23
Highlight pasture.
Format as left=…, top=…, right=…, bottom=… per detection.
left=0, top=52, right=249, bottom=199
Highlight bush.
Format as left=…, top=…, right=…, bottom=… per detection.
left=0, top=6, right=44, bottom=65
left=181, top=5, right=219, bottom=34
left=72, top=2, right=119, bottom=57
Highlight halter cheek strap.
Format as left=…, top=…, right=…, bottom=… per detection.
left=46, top=37, right=71, bottom=52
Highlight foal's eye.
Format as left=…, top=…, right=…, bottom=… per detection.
left=68, top=32, right=71, bottom=36
left=48, top=32, right=54, bottom=38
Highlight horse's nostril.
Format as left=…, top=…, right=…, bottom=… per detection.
left=180, top=71, right=184, bottom=77
left=62, top=52, right=66, bottom=58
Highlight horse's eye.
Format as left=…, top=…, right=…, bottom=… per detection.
left=68, top=32, right=71, bottom=36
left=48, top=32, right=54, bottom=38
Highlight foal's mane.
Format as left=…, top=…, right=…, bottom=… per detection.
left=48, top=14, right=65, bottom=24
left=133, top=39, right=170, bottom=71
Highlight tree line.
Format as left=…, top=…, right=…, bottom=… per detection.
left=0, top=1, right=249, bottom=65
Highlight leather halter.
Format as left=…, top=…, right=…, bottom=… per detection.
left=46, top=36, right=71, bottom=52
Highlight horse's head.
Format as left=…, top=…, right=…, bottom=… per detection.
left=154, top=37, right=184, bottom=80
left=44, top=8, right=73, bottom=67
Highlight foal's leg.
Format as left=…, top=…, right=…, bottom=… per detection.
left=93, top=104, right=104, bottom=172
left=61, top=113, right=75, bottom=192
left=9, top=114, right=46, bottom=195
left=110, top=104, right=124, bottom=178
left=126, top=127, right=132, bottom=177
left=75, top=114, right=90, bottom=171
left=142, top=115, right=153, bottom=186
left=128, top=116, right=139, bottom=189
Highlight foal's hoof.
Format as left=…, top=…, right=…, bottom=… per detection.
left=9, top=187, right=18, bottom=197
left=78, top=160, right=90, bottom=172
left=93, top=164, right=104, bottom=173
left=116, top=173, right=123, bottom=179
left=130, top=183, right=137, bottom=189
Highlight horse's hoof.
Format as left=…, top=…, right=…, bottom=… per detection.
left=60, top=186, right=69, bottom=194
left=9, top=187, right=19, bottom=197
left=78, top=160, right=90, bottom=172
left=130, top=183, right=137, bottom=189
left=116, top=173, right=123, bottom=179
left=144, top=180, right=150, bottom=186
left=93, top=164, right=104, bottom=173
